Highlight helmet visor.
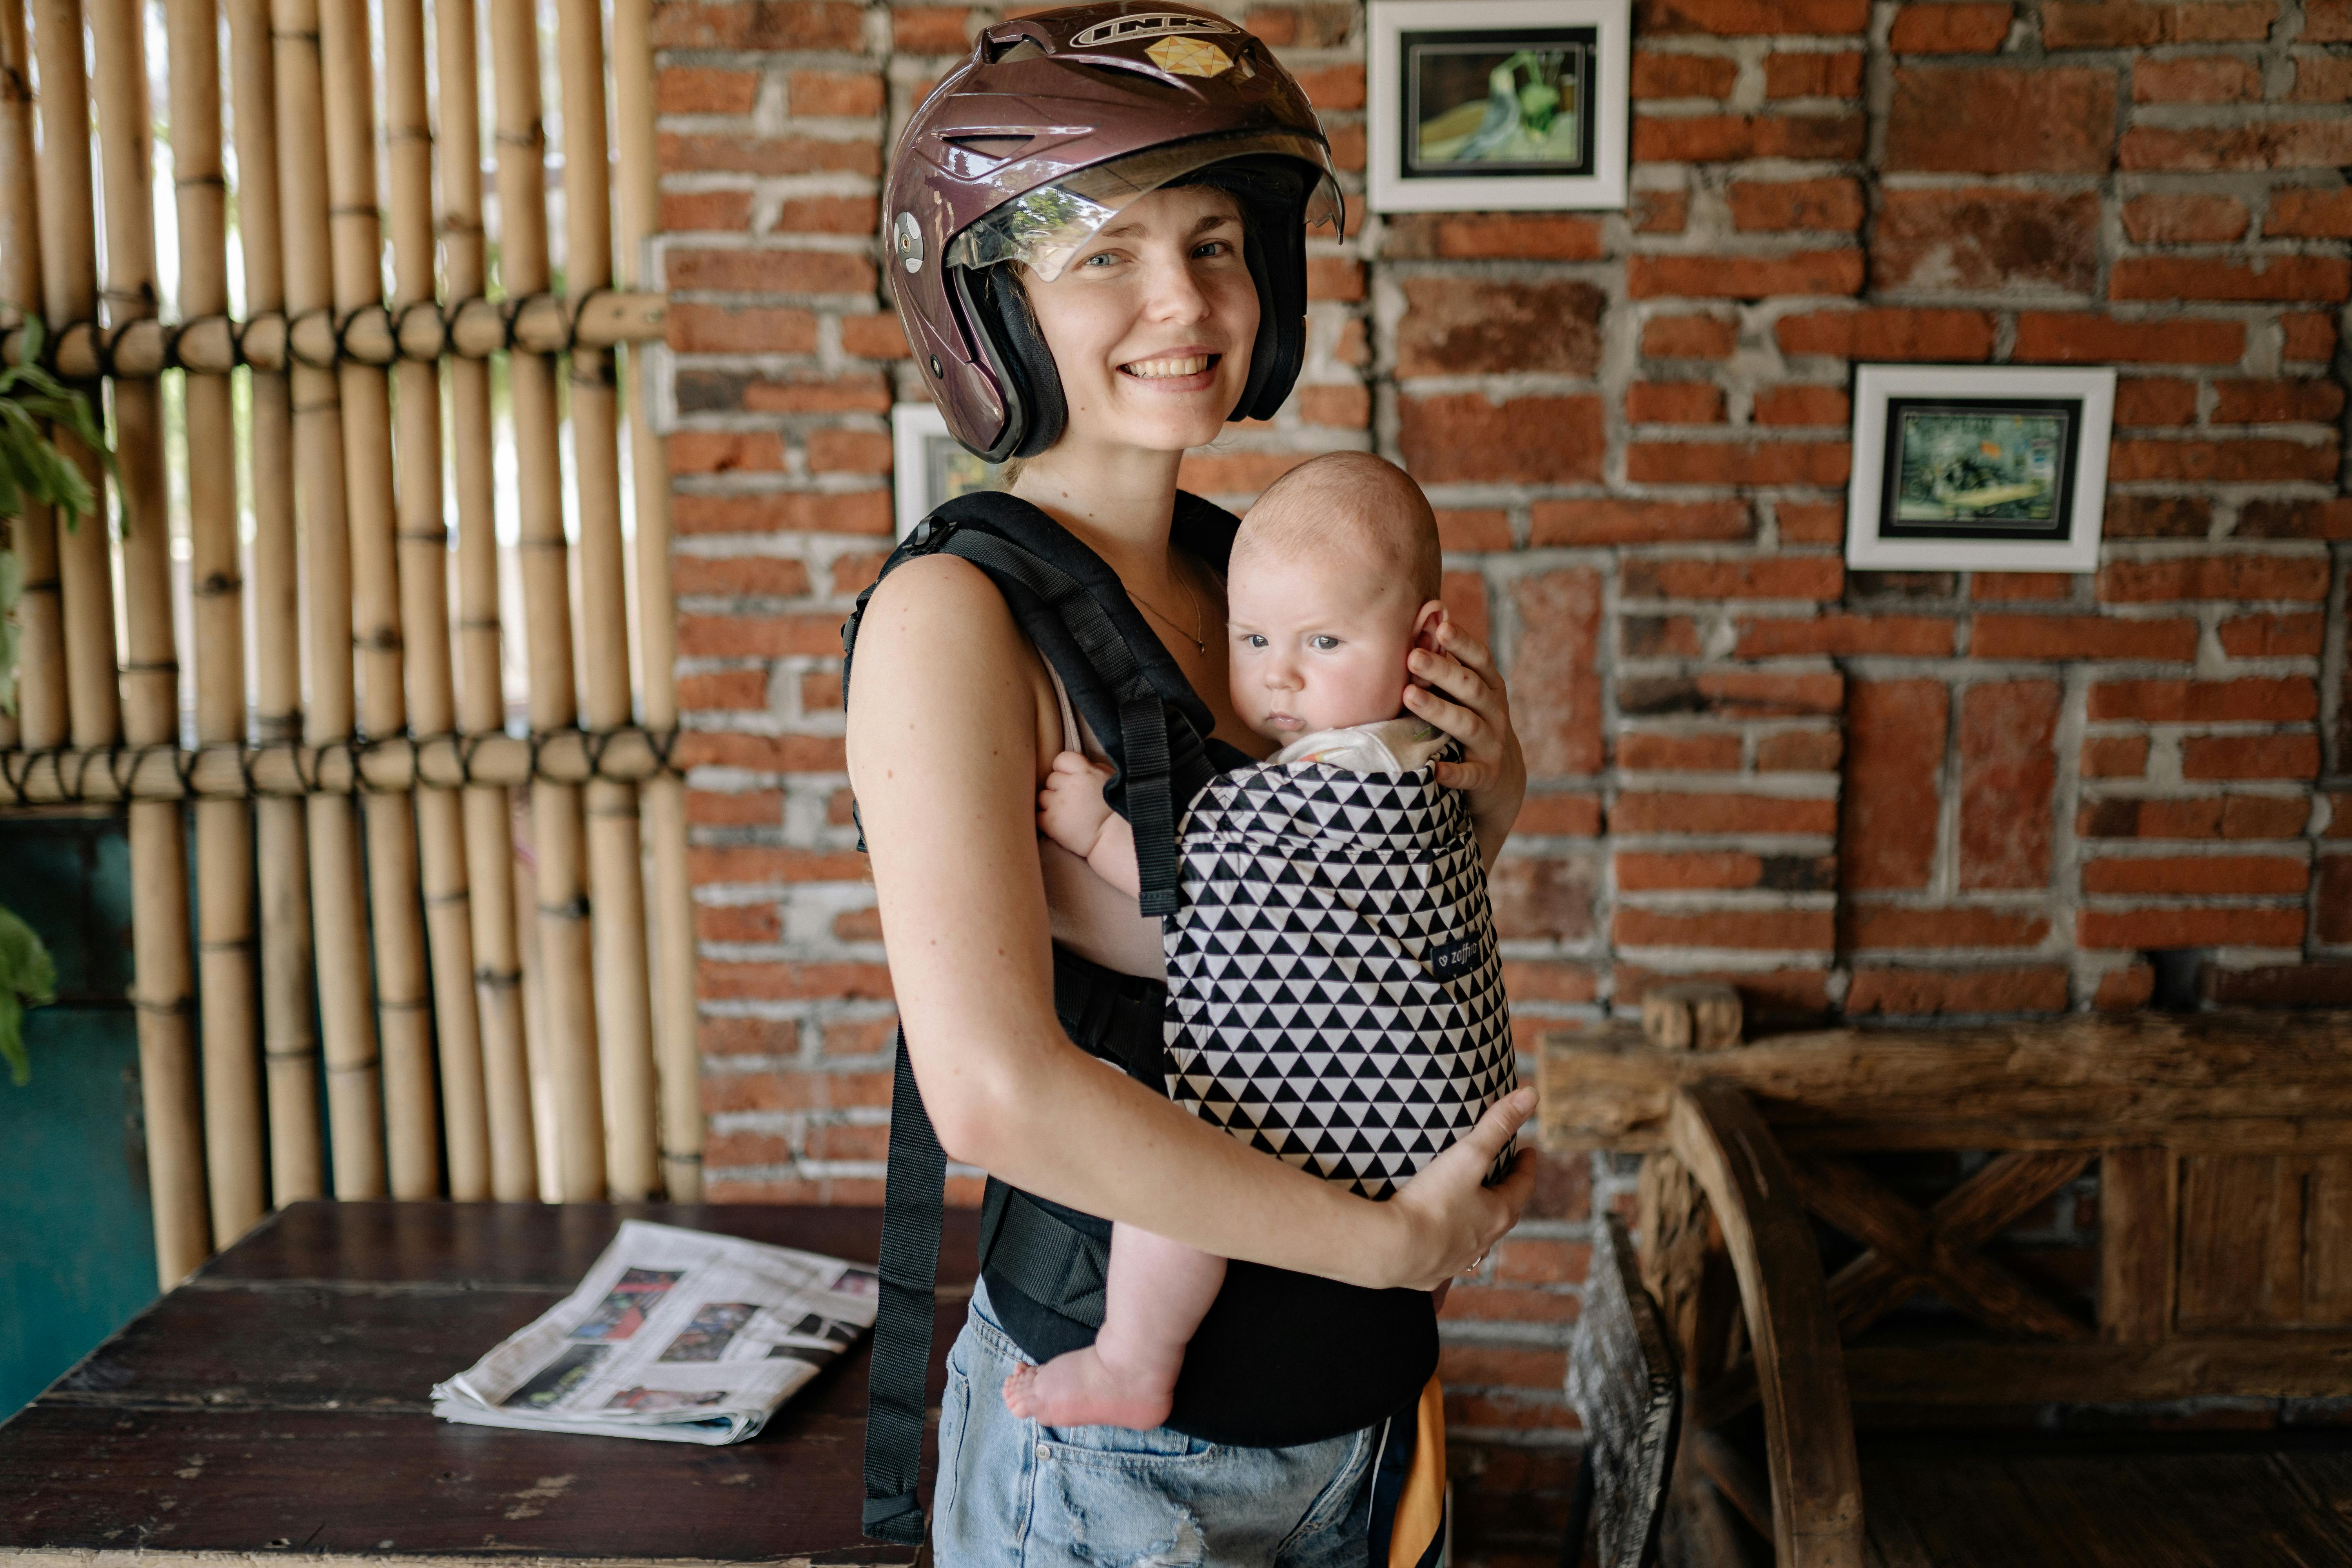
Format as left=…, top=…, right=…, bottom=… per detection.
left=943, top=130, right=1343, bottom=281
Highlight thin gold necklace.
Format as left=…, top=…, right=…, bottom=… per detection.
left=1127, top=564, right=1207, bottom=656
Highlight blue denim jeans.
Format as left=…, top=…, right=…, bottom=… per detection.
left=932, top=1281, right=1383, bottom=1566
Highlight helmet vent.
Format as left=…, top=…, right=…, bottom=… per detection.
left=943, top=134, right=1032, bottom=160
left=1071, top=59, right=1182, bottom=91
left=984, top=35, right=1046, bottom=63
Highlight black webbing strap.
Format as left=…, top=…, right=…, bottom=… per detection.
left=940, top=527, right=1147, bottom=692
left=1120, top=696, right=1180, bottom=915
left=861, top=1030, right=942, bottom=1544
left=977, top=1178, right=1111, bottom=1324
left=940, top=528, right=1196, bottom=916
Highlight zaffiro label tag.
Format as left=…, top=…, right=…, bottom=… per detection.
left=1426, top=935, right=1479, bottom=983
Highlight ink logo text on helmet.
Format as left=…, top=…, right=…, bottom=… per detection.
left=1067, top=11, right=1238, bottom=47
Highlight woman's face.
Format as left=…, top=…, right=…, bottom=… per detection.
left=1017, top=184, right=1260, bottom=456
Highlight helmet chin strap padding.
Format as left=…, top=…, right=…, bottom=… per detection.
left=947, top=263, right=1067, bottom=464
left=1233, top=212, right=1299, bottom=423
left=1174, top=160, right=1310, bottom=425
left=988, top=267, right=1069, bottom=459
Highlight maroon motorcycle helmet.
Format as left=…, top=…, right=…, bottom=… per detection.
left=884, top=3, right=1344, bottom=464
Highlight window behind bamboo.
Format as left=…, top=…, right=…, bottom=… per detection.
left=165, top=0, right=267, bottom=1247
left=491, top=0, right=605, bottom=1203
left=611, top=0, right=702, bottom=1201
left=224, top=0, right=325, bottom=1208
left=273, top=0, right=385, bottom=1200
left=91, top=0, right=210, bottom=1286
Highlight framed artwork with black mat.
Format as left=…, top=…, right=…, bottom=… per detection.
left=1846, top=364, right=2116, bottom=573
left=1367, top=0, right=1629, bottom=212
left=891, top=402, right=999, bottom=540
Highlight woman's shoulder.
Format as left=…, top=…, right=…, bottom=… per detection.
left=855, top=550, right=1026, bottom=666
left=847, top=550, right=1057, bottom=735
left=865, top=546, right=1005, bottom=612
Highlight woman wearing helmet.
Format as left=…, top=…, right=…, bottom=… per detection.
left=846, top=5, right=1536, bottom=1559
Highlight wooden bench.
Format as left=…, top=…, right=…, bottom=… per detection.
left=1542, top=1011, right=2352, bottom=1567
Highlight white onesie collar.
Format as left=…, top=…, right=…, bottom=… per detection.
left=1269, top=716, right=1448, bottom=774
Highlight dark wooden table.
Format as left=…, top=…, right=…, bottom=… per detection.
left=0, top=1201, right=981, bottom=1566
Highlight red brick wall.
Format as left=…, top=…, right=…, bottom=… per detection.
left=653, top=0, right=2348, bottom=1553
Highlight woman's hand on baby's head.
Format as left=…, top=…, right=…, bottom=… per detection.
left=1409, top=603, right=1450, bottom=663
left=1403, top=616, right=1524, bottom=808
left=1037, top=750, right=1116, bottom=855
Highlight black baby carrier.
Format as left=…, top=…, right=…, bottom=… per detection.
left=842, top=490, right=1463, bottom=1548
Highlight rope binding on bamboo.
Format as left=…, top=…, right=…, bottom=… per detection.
left=0, top=723, right=683, bottom=806
left=0, top=288, right=665, bottom=378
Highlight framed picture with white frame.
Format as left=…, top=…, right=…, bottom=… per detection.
left=1366, top=0, right=1630, bottom=213
left=891, top=402, right=1000, bottom=541
left=1846, top=364, right=2117, bottom=574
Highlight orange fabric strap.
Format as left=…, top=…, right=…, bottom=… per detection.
left=1388, top=1374, right=1448, bottom=1568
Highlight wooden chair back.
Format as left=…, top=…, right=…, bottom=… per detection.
left=1543, top=1013, right=2352, bottom=1418
left=1563, top=1212, right=1682, bottom=1568
left=1538, top=1013, right=2352, bottom=1568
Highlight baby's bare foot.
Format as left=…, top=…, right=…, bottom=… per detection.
left=1001, top=1348, right=1175, bottom=1431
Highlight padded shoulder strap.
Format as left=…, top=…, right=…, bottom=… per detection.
left=840, top=490, right=1238, bottom=916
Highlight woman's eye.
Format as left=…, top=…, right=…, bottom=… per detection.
left=1193, top=240, right=1232, bottom=258
left=1082, top=251, right=1118, bottom=267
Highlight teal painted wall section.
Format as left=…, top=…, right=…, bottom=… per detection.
left=0, top=812, right=158, bottom=1417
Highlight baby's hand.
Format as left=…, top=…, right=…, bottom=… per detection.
left=1038, top=751, right=1115, bottom=857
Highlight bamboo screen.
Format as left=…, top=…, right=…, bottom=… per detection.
left=0, top=0, right=701, bottom=1288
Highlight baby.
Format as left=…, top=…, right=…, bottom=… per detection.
left=1002, top=450, right=1481, bottom=1430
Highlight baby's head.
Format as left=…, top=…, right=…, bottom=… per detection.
left=1226, top=452, right=1444, bottom=745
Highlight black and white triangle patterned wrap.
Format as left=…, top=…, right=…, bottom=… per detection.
left=1161, top=753, right=1516, bottom=1201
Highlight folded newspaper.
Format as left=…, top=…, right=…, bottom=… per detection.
left=431, top=1220, right=879, bottom=1445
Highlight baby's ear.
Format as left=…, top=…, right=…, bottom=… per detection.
left=1412, top=600, right=1449, bottom=653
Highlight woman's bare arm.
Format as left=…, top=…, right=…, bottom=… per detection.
left=848, top=554, right=1533, bottom=1291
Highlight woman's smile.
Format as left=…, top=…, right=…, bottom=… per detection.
left=1118, top=349, right=1220, bottom=389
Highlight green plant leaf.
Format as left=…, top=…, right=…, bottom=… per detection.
left=0, top=310, right=116, bottom=720
left=0, top=543, right=21, bottom=717
left=0, top=359, right=107, bottom=529
left=0, top=990, right=22, bottom=1087
left=0, top=902, right=57, bottom=1087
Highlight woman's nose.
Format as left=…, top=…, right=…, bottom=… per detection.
left=1140, top=253, right=1212, bottom=323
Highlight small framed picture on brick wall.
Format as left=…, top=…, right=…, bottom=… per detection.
left=892, top=402, right=1000, bottom=539
left=1366, top=0, right=1630, bottom=212
left=1847, top=364, right=2117, bottom=573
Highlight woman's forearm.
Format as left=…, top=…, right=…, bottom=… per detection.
left=1470, top=784, right=1522, bottom=871
left=923, top=1014, right=1406, bottom=1288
